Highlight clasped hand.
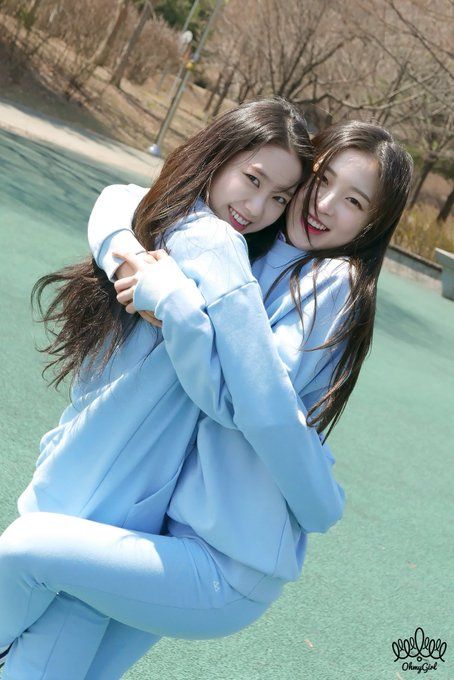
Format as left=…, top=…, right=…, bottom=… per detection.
left=112, top=249, right=168, bottom=328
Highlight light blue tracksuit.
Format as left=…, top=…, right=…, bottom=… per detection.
left=0, top=185, right=350, bottom=678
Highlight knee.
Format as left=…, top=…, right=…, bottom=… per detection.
left=0, top=517, right=29, bottom=576
left=0, top=513, right=52, bottom=563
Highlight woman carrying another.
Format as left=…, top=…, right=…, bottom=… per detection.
left=0, top=114, right=412, bottom=679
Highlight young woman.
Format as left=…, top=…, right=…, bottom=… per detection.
left=0, top=117, right=412, bottom=679
left=14, top=97, right=313, bottom=531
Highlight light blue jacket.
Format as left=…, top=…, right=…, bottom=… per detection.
left=19, top=184, right=350, bottom=602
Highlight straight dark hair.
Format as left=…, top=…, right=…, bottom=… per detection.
left=32, top=98, right=313, bottom=387
left=257, top=121, right=414, bottom=435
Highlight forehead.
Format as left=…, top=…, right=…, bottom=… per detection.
left=233, top=144, right=302, bottom=188
left=328, top=149, right=378, bottom=196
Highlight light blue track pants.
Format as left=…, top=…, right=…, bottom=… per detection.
left=0, top=512, right=268, bottom=679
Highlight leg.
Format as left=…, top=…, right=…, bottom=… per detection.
left=6, top=593, right=159, bottom=680
left=84, top=620, right=160, bottom=680
left=5, top=594, right=111, bottom=680
left=0, top=513, right=267, bottom=678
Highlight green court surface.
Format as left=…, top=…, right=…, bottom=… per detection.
left=0, top=128, right=452, bottom=679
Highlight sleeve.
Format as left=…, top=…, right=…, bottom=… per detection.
left=201, top=276, right=347, bottom=535
left=87, top=184, right=148, bottom=281
left=133, top=229, right=348, bottom=534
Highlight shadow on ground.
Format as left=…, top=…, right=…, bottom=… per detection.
left=0, top=128, right=147, bottom=233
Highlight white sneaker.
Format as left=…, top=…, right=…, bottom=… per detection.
left=0, top=643, right=12, bottom=667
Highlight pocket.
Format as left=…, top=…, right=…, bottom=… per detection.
left=121, top=469, right=181, bottom=534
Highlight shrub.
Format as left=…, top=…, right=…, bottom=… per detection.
left=125, top=16, right=180, bottom=86
left=392, top=204, right=454, bottom=262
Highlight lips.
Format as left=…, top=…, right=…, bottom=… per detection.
left=228, top=206, right=251, bottom=232
left=303, top=213, right=329, bottom=235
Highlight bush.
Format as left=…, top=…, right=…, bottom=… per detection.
left=33, top=0, right=116, bottom=59
left=125, top=16, right=180, bottom=86
left=392, top=204, right=454, bottom=262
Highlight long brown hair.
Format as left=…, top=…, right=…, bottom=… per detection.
left=258, top=121, right=414, bottom=435
left=33, top=98, right=313, bottom=387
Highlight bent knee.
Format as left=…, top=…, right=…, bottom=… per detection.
left=0, top=512, right=62, bottom=560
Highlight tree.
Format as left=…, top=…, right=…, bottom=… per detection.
left=154, top=0, right=212, bottom=34
left=407, top=107, right=453, bottom=208
left=437, top=185, right=454, bottom=223
left=205, top=0, right=347, bottom=118
left=110, top=0, right=153, bottom=88
left=88, top=0, right=130, bottom=70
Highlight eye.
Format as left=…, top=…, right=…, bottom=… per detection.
left=245, top=173, right=259, bottom=187
left=320, top=174, right=329, bottom=185
left=347, top=197, right=363, bottom=210
left=274, top=195, right=288, bottom=206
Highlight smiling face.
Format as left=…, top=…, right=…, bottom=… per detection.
left=285, top=149, right=379, bottom=251
left=208, top=144, right=302, bottom=235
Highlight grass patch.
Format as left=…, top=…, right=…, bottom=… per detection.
left=392, top=204, right=454, bottom=262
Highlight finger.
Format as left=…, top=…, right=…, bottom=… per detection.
left=125, top=301, right=137, bottom=314
left=136, top=251, right=158, bottom=263
left=116, top=289, right=134, bottom=305
left=148, top=312, right=163, bottom=328
left=114, top=275, right=137, bottom=292
left=112, top=251, right=145, bottom=267
left=139, top=311, right=162, bottom=328
left=150, top=249, right=168, bottom=261
left=113, top=252, right=157, bottom=272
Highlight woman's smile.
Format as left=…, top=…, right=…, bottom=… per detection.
left=304, top=213, right=330, bottom=234
left=228, top=206, right=251, bottom=231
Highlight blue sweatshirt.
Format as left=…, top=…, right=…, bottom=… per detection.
left=19, top=184, right=350, bottom=603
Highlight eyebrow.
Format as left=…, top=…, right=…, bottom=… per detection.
left=250, top=164, right=299, bottom=195
left=325, top=165, right=372, bottom=203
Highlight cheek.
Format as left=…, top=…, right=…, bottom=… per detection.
left=262, top=201, right=283, bottom=222
left=210, top=171, right=237, bottom=204
left=350, top=213, right=368, bottom=237
left=334, top=212, right=365, bottom=245
left=208, top=178, right=222, bottom=206
left=293, top=189, right=306, bottom=213
left=286, top=197, right=301, bottom=229
left=273, top=201, right=287, bottom=217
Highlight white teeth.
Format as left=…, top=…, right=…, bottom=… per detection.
left=230, top=208, right=250, bottom=226
left=307, top=216, right=328, bottom=232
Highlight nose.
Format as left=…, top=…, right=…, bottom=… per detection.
left=244, top=193, right=266, bottom=219
left=316, top=189, right=335, bottom=216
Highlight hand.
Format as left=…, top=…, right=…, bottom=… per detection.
left=115, top=258, right=138, bottom=281
left=114, top=248, right=153, bottom=280
left=112, top=250, right=168, bottom=314
left=138, top=310, right=162, bottom=328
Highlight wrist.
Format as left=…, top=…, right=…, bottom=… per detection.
left=133, top=257, right=190, bottom=311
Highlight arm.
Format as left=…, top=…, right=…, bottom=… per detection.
left=88, top=184, right=257, bottom=425
left=197, top=271, right=347, bottom=534
left=88, top=190, right=346, bottom=533
left=87, top=184, right=148, bottom=281
left=131, top=241, right=349, bottom=534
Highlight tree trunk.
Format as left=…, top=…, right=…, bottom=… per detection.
left=204, top=69, right=223, bottom=112
left=237, top=82, right=253, bottom=104
left=409, top=151, right=438, bottom=208
left=211, top=67, right=236, bottom=117
left=28, top=0, right=45, bottom=18
left=110, top=2, right=152, bottom=88
left=437, top=185, right=454, bottom=223
left=89, top=0, right=129, bottom=69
